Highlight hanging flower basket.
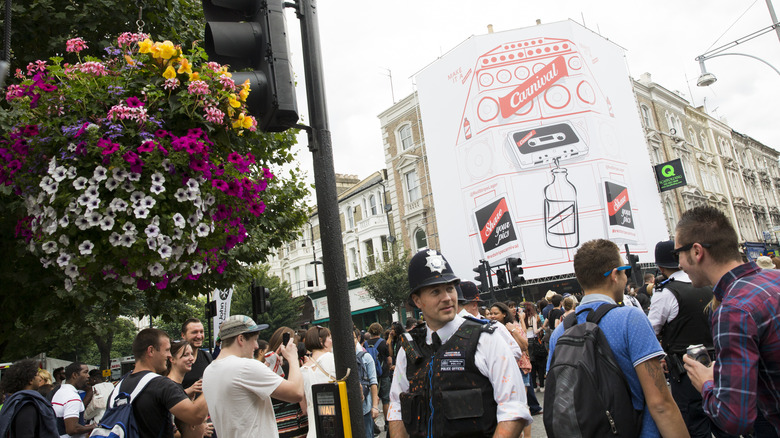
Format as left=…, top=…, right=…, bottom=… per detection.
left=1, top=33, right=279, bottom=292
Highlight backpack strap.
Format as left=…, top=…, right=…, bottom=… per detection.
left=108, top=372, right=160, bottom=409
left=586, top=303, right=619, bottom=324
left=562, top=312, right=578, bottom=330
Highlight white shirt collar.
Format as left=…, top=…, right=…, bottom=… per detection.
left=425, top=314, right=465, bottom=345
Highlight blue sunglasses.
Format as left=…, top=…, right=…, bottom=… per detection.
left=603, top=265, right=631, bottom=277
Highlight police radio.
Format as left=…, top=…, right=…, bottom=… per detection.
left=311, top=381, right=352, bottom=438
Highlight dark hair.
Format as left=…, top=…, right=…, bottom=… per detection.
left=88, top=369, right=103, bottom=379
left=644, top=273, right=655, bottom=282
left=304, top=326, right=331, bottom=351
left=353, top=327, right=362, bottom=341
left=490, top=302, right=514, bottom=324
left=405, top=318, right=418, bottom=330
left=222, top=331, right=258, bottom=348
left=573, top=239, right=622, bottom=289
left=507, top=301, right=516, bottom=308
left=53, top=367, right=65, bottom=379
left=550, top=294, right=563, bottom=307
left=268, top=326, right=295, bottom=353
left=1, top=359, right=39, bottom=394
left=180, top=318, right=202, bottom=336
left=254, top=340, right=269, bottom=360
left=368, top=322, right=383, bottom=336
left=390, top=321, right=405, bottom=337
left=64, top=362, right=85, bottom=382
left=132, top=328, right=169, bottom=361
left=165, top=340, right=193, bottom=375
left=676, top=206, right=741, bottom=263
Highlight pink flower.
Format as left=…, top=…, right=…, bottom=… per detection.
left=5, top=85, right=24, bottom=100
left=78, top=61, right=108, bottom=76
left=187, top=80, right=209, bottom=95
left=66, top=38, right=88, bottom=53
left=155, top=275, right=169, bottom=290
left=248, top=201, right=265, bottom=216
left=219, top=74, right=236, bottom=90
left=227, top=152, right=242, bottom=163
left=126, top=96, right=144, bottom=107
left=211, top=179, right=229, bottom=192
left=117, top=32, right=148, bottom=48
left=204, top=106, right=225, bottom=124
left=163, top=78, right=180, bottom=90
left=137, top=141, right=155, bottom=153
left=137, top=279, right=152, bottom=290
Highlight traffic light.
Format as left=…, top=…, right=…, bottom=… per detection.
left=625, top=244, right=642, bottom=286
left=202, top=0, right=298, bottom=132
left=473, top=261, right=489, bottom=292
left=251, top=279, right=271, bottom=319
left=507, top=257, right=525, bottom=285
left=496, top=268, right=508, bottom=288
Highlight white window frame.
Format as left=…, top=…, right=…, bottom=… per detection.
left=398, top=124, right=413, bottom=150
left=405, top=169, right=421, bottom=203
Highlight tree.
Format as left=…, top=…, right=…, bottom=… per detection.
left=363, top=249, right=411, bottom=316
left=229, top=264, right=305, bottom=341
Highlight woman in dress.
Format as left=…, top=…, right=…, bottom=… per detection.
left=301, top=326, right=336, bottom=438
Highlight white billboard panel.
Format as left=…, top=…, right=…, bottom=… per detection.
left=415, top=20, right=668, bottom=280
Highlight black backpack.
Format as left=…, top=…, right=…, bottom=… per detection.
left=543, top=304, right=643, bottom=437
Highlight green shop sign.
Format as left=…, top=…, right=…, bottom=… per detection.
left=654, top=158, right=687, bottom=192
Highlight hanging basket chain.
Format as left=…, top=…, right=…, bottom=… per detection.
left=136, top=0, right=146, bottom=33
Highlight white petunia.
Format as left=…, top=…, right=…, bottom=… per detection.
left=121, top=180, right=135, bottom=192
left=147, top=237, right=158, bottom=250
left=196, top=223, right=210, bottom=237
left=75, top=217, right=89, bottom=230
left=149, top=262, right=164, bottom=276
left=171, top=228, right=183, bottom=240
left=58, top=234, right=70, bottom=246
left=150, top=184, right=165, bottom=195
left=43, top=220, right=58, bottom=235
left=47, top=157, right=57, bottom=174
left=174, top=188, right=189, bottom=202
left=151, top=215, right=160, bottom=226
left=187, top=212, right=201, bottom=227
left=85, top=185, right=100, bottom=198
left=85, top=198, right=101, bottom=211
left=78, top=240, right=94, bottom=255
left=42, top=241, right=58, bottom=254
left=64, top=278, right=73, bottom=291
left=186, top=188, right=200, bottom=201
left=77, top=193, right=92, bottom=206
left=186, top=179, right=199, bottom=190
left=130, top=191, right=145, bottom=205
left=67, top=143, right=77, bottom=152
left=40, top=175, right=54, bottom=188
left=56, top=252, right=71, bottom=267
left=141, top=196, right=155, bottom=209
left=158, top=244, right=172, bottom=259
left=120, top=234, right=135, bottom=247
left=66, top=166, right=77, bottom=179
left=73, top=176, right=88, bottom=190
left=120, top=276, right=134, bottom=285
left=151, top=172, right=165, bottom=186
left=51, top=166, right=67, bottom=182
left=109, top=232, right=122, bottom=247
left=204, top=195, right=216, bottom=207
left=134, top=207, right=150, bottom=219
left=41, top=257, right=53, bottom=268
left=127, top=172, right=141, bottom=182
left=187, top=241, right=198, bottom=254
left=93, top=166, right=108, bottom=182
left=99, top=216, right=115, bottom=231
left=105, top=178, right=119, bottom=191
left=122, top=222, right=136, bottom=232
left=112, top=168, right=128, bottom=182
left=172, top=245, right=184, bottom=260
left=59, top=215, right=70, bottom=228
left=145, top=224, right=160, bottom=238
left=87, top=212, right=101, bottom=226
left=172, top=213, right=186, bottom=229
left=65, top=264, right=80, bottom=278
left=191, top=262, right=204, bottom=275
left=109, top=198, right=128, bottom=213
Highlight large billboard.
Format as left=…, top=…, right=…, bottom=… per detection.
left=415, top=20, right=668, bottom=280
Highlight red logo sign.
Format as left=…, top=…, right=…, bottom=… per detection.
left=607, top=188, right=628, bottom=216
left=499, top=56, right=569, bottom=118
left=481, top=198, right=509, bottom=244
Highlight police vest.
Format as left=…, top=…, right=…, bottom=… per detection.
left=399, top=319, right=497, bottom=438
left=660, top=279, right=714, bottom=355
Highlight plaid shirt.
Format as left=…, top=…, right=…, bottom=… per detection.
left=703, top=261, right=780, bottom=435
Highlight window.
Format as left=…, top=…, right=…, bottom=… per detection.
left=405, top=169, right=421, bottom=202
left=365, top=240, right=376, bottom=272
left=640, top=105, right=652, bottom=128
left=681, top=155, right=697, bottom=186
left=380, top=235, right=390, bottom=261
left=399, top=125, right=413, bottom=150
left=651, top=145, right=662, bottom=164
left=688, top=129, right=697, bottom=148
left=711, top=169, right=722, bottom=193
left=347, top=207, right=355, bottom=229
left=700, top=133, right=710, bottom=153
left=369, top=194, right=378, bottom=216
left=414, top=228, right=427, bottom=250
left=349, top=248, right=359, bottom=278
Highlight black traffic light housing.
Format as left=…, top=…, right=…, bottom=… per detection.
left=625, top=244, right=642, bottom=287
left=473, top=261, right=489, bottom=293
left=250, top=279, right=271, bottom=320
left=507, top=257, right=525, bottom=285
left=202, top=0, right=298, bottom=132
left=495, top=268, right=507, bottom=288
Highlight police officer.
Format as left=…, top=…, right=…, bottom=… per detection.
left=647, top=240, right=733, bottom=438
left=456, top=281, right=483, bottom=319
left=387, top=249, right=531, bottom=438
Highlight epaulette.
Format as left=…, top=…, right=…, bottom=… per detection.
left=463, top=315, right=497, bottom=334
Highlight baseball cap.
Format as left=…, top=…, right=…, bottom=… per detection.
left=217, top=315, right=268, bottom=341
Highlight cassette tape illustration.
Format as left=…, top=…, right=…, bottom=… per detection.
left=506, top=121, right=588, bottom=168
left=456, top=37, right=612, bottom=145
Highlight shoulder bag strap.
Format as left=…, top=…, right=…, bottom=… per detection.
left=311, top=358, right=337, bottom=382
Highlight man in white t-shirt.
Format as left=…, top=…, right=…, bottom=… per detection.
left=203, top=315, right=304, bottom=438
left=51, top=362, right=95, bottom=438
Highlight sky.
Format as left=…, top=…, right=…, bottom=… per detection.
left=283, top=0, right=780, bottom=184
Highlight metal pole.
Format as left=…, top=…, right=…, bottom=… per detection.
left=766, top=0, right=780, bottom=46
left=294, top=1, right=364, bottom=435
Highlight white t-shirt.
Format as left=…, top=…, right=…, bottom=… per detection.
left=51, top=383, right=86, bottom=438
left=202, top=354, right=284, bottom=438
left=301, top=352, right=336, bottom=438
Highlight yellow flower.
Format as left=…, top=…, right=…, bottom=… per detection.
left=228, top=95, right=241, bottom=108
left=124, top=55, right=137, bottom=66
left=190, top=72, right=200, bottom=82
left=155, top=40, right=178, bottom=60
left=220, top=67, right=232, bottom=77
left=138, top=39, right=153, bottom=54
left=163, top=65, right=176, bottom=80
left=232, top=113, right=254, bottom=130
left=177, top=57, right=192, bottom=76
left=238, top=88, right=249, bottom=101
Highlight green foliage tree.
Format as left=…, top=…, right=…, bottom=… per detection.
left=229, top=264, right=304, bottom=341
left=362, top=249, right=410, bottom=316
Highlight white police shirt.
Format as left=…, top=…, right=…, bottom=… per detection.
left=647, top=270, right=691, bottom=335
left=387, top=314, right=532, bottom=425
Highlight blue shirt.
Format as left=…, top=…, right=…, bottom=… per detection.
left=547, top=294, right=665, bottom=437
left=358, top=348, right=378, bottom=415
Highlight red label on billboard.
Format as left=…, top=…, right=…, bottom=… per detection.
left=607, top=188, right=628, bottom=216
left=499, top=56, right=569, bottom=118
left=481, top=198, right=509, bottom=244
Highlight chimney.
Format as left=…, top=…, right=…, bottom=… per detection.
left=639, top=72, right=652, bottom=84
left=487, top=24, right=494, bottom=34
left=536, top=19, right=542, bottom=25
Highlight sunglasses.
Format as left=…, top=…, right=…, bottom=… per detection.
left=603, top=265, right=632, bottom=277
left=671, top=242, right=712, bottom=261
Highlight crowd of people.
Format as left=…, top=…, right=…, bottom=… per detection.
left=1, top=205, right=778, bottom=438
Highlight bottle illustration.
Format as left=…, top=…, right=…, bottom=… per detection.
left=463, top=117, right=472, bottom=140
left=544, top=160, right=579, bottom=249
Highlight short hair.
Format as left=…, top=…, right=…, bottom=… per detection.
left=64, top=362, right=85, bottom=382
left=268, top=327, right=295, bottom=352
left=644, top=273, right=655, bottom=282
left=132, top=328, right=169, bottom=361
left=88, top=369, right=103, bottom=379
left=405, top=319, right=418, bottom=330
left=675, top=206, right=741, bottom=263
left=368, top=322, right=383, bottom=337
left=304, top=326, right=331, bottom=351
left=772, top=257, right=780, bottom=269
left=562, top=296, right=576, bottom=311
left=490, top=302, right=514, bottom=323
left=53, top=367, right=65, bottom=378
left=1, top=359, right=39, bottom=393
left=221, top=331, right=259, bottom=348
left=573, top=239, right=622, bottom=290
left=550, top=294, right=563, bottom=307
left=181, top=318, right=202, bottom=336
left=254, top=340, right=269, bottom=360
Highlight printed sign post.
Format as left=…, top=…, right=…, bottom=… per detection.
left=654, top=158, right=687, bottom=192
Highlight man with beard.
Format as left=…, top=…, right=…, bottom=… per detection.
left=51, top=362, right=94, bottom=438
left=181, top=318, right=210, bottom=392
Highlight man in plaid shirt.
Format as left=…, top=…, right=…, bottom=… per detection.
left=675, top=206, right=780, bottom=437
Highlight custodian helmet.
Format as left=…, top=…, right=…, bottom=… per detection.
left=408, top=249, right=460, bottom=300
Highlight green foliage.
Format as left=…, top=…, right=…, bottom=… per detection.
left=362, top=249, right=410, bottom=315
left=229, top=264, right=305, bottom=341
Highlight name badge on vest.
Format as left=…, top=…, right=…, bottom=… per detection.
left=441, top=350, right=465, bottom=371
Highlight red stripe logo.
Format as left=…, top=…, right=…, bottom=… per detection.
left=499, top=56, right=569, bottom=118
left=481, top=198, right=509, bottom=244
left=607, top=188, right=628, bottom=216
